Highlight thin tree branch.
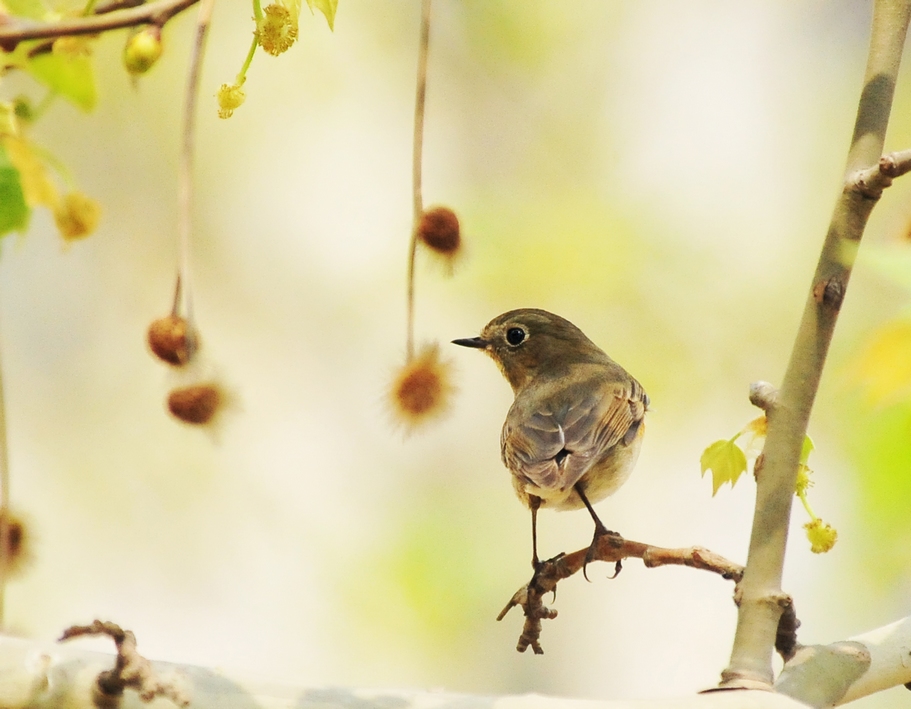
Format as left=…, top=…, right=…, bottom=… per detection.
left=497, top=534, right=745, bottom=655
left=720, top=0, right=911, bottom=690
left=775, top=614, right=911, bottom=706
left=60, top=620, right=190, bottom=706
left=0, top=0, right=198, bottom=51
left=0, top=631, right=818, bottom=709
left=405, top=0, right=431, bottom=362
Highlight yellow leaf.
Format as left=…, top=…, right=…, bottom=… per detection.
left=700, top=439, right=747, bottom=496
left=306, top=0, right=337, bottom=30
left=2, top=136, right=58, bottom=209
left=850, top=320, right=911, bottom=406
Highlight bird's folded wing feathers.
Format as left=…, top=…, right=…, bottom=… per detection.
left=501, top=379, right=647, bottom=495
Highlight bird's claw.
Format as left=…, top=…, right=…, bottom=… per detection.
left=582, top=525, right=622, bottom=581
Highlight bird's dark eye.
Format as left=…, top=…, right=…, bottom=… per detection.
left=506, top=327, right=526, bottom=346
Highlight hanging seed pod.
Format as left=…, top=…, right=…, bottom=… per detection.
left=0, top=509, right=33, bottom=579
left=167, top=383, right=222, bottom=425
left=388, top=343, right=454, bottom=431
left=417, top=206, right=461, bottom=256
left=147, top=315, right=195, bottom=366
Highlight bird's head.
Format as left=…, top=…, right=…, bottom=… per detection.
left=452, top=308, right=606, bottom=393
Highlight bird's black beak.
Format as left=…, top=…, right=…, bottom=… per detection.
left=452, top=337, right=489, bottom=349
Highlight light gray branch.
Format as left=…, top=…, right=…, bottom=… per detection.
left=720, top=0, right=911, bottom=689
left=0, top=634, right=811, bottom=709
left=775, top=615, right=911, bottom=707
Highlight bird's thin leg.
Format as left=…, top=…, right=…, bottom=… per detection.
left=529, top=495, right=542, bottom=570
left=574, top=483, right=622, bottom=581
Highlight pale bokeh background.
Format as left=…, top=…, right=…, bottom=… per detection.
left=2, top=1, right=911, bottom=706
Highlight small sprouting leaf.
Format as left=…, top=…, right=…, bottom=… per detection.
left=799, top=434, right=814, bottom=466
left=306, top=0, right=337, bottom=30
left=0, top=144, right=30, bottom=236
left=700, top=439, right=748, bottom=496
left=27, top=52, right=97, bottom=111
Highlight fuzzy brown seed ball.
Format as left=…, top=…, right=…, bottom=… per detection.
left=167, top=384, right=221, bottom=425
left=0, top=510, right=32, bottom=578
left=417, top=206, right=461, bottom=255
left=389, top=344, right=453, bottom=431
left=396, top=365, right=442, bottom=415
left=147, top=315, right=193, bottom=366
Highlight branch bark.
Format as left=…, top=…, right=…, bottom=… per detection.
left=0, top=0, right=198, bottom=51
left=497, top=534, right=744, bottom=655
left=720, top=0, right=911, bottom=689
left=774, top=614, right=911, bottom=706
left=0, top=633, right=814, bottom=709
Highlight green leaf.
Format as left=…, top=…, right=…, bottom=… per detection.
left=26, top=52, right=97, bottom=111
left=800, top=435, right=814, bottom=466
left=306, top=0, right=337, bottom=30
left=700, top=439, right=748, bottom=496
left=0, top=143, right=30, bottom=236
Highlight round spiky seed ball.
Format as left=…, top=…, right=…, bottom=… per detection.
left=388, top=343, right=454, bottom=431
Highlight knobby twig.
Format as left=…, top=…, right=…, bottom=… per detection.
left=59, top=620, right=190, bottom=706
left=405, top=0, right=431, bottom=362
left=0, top=0, right=198, bottom=51
left=497, top=533, right=750, bottom=655
left=720, top=0, right=911, bottom=689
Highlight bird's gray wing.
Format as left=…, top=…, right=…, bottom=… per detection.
left=501, top=377, right=647, bottom=496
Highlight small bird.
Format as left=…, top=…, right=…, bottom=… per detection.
left=453, top=308, right=648, bottom=572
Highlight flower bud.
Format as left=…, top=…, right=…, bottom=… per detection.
left=124, top=26, right=163, bottom=75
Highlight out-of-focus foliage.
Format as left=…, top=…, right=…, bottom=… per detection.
left=0, top=143, right=29, bottom=233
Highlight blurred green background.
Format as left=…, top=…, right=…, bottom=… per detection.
left=2, top=1, right=911, bottom=706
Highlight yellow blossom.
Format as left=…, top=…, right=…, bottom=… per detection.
left=257, top=2, right=300, bottom=56
left=804, top=518, right=838, bottom=554
left=217, top=82, right=246, bottom=119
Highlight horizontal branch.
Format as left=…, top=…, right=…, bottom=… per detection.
left=0, top=0, right=198, bottom=51
left=0, top=633, right=814, bottom=709
left=497, top=535, right=744, bottom=655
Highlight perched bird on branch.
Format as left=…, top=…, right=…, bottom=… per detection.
left=454, top=308, right=648, bottom=573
